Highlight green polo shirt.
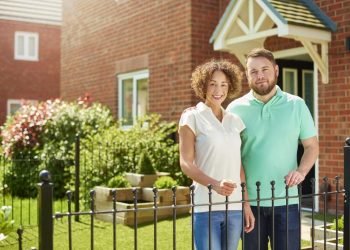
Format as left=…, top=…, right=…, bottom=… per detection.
left=227, top=86, right=316, bottom=206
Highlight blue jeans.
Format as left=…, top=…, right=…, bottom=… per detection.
left=194, top=210, right=242, bottom=250
left=244, top=205, right=300, bottom=250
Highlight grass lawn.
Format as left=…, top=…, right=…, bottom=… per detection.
left=1, top=196, right=203, bottom=249
left=1, top=214, right=312, bottom=250
left=0, top=197, right=313, bottom=249
left=2, top=215, right=194, bottom=250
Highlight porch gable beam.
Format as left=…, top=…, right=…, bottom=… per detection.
left=299, top=38, right=329, bottom=84
left=226, top=28, right=278, bottom=46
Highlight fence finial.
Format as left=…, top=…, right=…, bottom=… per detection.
left=39, top=170, right=51, bottom=183
left=346, top=137, right=350, bottom=146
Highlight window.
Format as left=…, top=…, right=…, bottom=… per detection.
left=282, top=68, right=298, bottom=95
left=118, top=70, right=149, bottom=126
left=7, top=99, right=38, bottom=116
left=302, top=70, right=314, bottom=118
left=14, top=32, right=39, bottom=61
left=7, top=100, right=22, bottom=116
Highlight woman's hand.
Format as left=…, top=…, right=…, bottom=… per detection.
left=212, top=179, right=236, bottom=196
left=243, top=203, right=255, bottom=233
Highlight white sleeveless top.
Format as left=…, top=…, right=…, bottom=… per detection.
left=179, top=102, right=245, bottom=212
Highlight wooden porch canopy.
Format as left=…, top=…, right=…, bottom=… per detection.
left=210, top=0, right=336, bottom=83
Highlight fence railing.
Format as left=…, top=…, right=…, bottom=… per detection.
left=3, top=137, right=350, bottom=249
left=16, top=173, right=346, bottom=250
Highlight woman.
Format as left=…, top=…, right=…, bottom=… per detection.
left=179, top=59, right=254, bottom=250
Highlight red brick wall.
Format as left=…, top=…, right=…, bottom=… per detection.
left=316, top=0, right=350, bottom=212
left=61, top=0, right=194, bottom=122
left=61, top=0, right=242, bottom=120
left=0, top=20, right=60, bottom=124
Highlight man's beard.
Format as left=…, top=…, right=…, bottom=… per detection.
left=249, top=74, right=278, bottom=96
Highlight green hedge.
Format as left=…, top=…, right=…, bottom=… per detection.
left=79, top=114, right=187, bottom=200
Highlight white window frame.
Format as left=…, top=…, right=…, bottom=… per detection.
left=282, top=68, right=298, bottom=95
left=117, top=70, right=149, bottom=127
left=7, top=99, right=38, bottom=116
left=14, top=32, right=39, bottom=61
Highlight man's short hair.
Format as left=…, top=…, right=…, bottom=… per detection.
left=246, top=48, right=276, bottom=66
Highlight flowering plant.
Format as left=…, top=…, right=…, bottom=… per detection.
left=1, top=99, right=61, bottom=157
left=1, top=97, right=114, bottom=198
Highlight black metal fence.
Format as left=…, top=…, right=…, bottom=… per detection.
left=3, top=138, right=350, bottom=249
left=17, top=173, right=345, bottom=250
left=0, top=138, right=350, bottom=250
left=0, top=135, right=179, bottom=226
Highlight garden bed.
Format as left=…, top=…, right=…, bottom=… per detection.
left=312, top=224, right=343, bottom=240
left=310, top=224, right=343, bottom=249
left=94, top=186, right=190, bottom=226
left=314, top=238, right=343, bottom=249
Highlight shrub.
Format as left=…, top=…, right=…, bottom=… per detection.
left=331, top=215, right=344, bottom=231
left=0, top=206, right=14, bottom=236
left=1, top=98, right=114, bottom=198
left=107, top=176, right=131, bottom=188
left=39, top=100, right=113, bottom=198
left=137, top=152, right=155, bottom=175
left=1, top=100, right=60, bottom=197
left=79, top=114, right=182, bottom=206
left=154, top=176, right=177, bottom=189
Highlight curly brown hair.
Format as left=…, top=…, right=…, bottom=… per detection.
left=191, top=59, right=242, bottom=100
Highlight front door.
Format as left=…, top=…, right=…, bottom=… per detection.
left=276, top=59, right=315, bottom=209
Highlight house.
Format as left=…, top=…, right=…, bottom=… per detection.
left=0, top=0, right=61, bottom=124
left=61, top=0, right=350, bottom=212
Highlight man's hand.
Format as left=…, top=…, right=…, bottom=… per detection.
left=243, top=203, right=255, bottom=233
left=212, top=179, right=237, bottom=196
left=285, top=170, right=306, bottom=187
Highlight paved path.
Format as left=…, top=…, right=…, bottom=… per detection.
left=301, top=211, right=326, bottom=241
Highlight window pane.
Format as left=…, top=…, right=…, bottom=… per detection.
left=283, top=70, right=297, bottom=95
left=10, top=103, right=21, bottom=115
left=17, top=36, right=24, bottom=56
left=28, top=36, right=36, bottom=57
left=303, top=71, right=314, bottom=118
left=136, top=78, right=149, bottom=117
left=122, top=79, right=133, bottom=126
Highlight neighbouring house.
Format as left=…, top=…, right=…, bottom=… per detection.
left=0, top=0, right=61, bottom=124
left=61, top=0, right=350, bottom=212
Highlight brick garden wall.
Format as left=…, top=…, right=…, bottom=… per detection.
left=0, top=20, right=60, bottom=124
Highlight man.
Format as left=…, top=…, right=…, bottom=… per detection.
left=227, top=48, right=319, bottom=250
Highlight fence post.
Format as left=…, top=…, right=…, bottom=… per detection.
left=344, top=137, right=350, bottom=250
left=75, top=134, right=80, bottom=221
left=37, top=170, right=53, bottom=250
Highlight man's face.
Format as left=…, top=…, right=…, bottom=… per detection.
left=246, top=56, right=279, bottom=96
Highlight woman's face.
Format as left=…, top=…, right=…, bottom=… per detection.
left=205, top=70, right=229, bottom=107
